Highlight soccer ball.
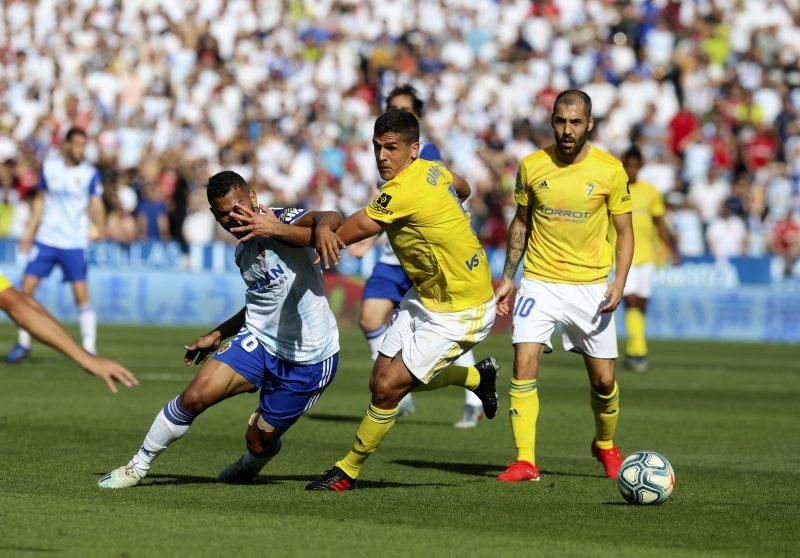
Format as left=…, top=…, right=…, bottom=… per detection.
left=617, top=451, right=675, bottom=505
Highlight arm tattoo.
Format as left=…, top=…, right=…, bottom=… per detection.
left=502, top=204, right=530, bottom=279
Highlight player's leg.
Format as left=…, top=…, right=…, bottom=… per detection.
left=498, top=278, right=559, bottom=482
left=99, top=334, right=261, bottom=488
left=359, top=298, right=395, bottom=361
left=220, top=352, right=339, bottom=483
left=308, top=296, right=497, bottom=490
left=58, top=246, right=96, bottom=354
left=584, top=354, right=623, bottom=478
left=622, top=264, right=653, bottom=372
left=623, top=295, right=648, bottom=371
left=561, top=282, right=623, bottom=478
left=454, top=349, right=484, bottom=428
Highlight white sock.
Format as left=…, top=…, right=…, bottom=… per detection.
left=78, top=304, right=96, bottom=354
left=18, top=329, right=31, bottom=350
left=129, top=396, right=196, bottom=477
left=364, top=325, right=388, bottom=361
left=454, top=350, right=483, bottom=407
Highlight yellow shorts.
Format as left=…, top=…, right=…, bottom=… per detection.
left=0, top=273, right=11, bottom=294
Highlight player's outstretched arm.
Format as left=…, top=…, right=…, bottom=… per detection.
left=496, top=203, right=530, bottom=316
left=603, top=212, right=634, bottom=313
left=20, top=190, right=44, bottom=252
left=0, top=287, right=138, bottom=393
left=451, top=172, right=472, bottom=202
left=184, top=307, right=246, bottom=366
left=654, top=215, right=681, bottom=265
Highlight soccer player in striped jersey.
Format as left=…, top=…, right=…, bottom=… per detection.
left=495, top=90, right=634, bottom=482
left=98, top=171, right=343, bottom=488
left=7, top=128, right=104, bottom=363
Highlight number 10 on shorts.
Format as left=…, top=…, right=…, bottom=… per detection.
left=513, top=296, right=536, bottom=318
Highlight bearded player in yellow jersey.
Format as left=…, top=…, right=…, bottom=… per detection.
left=495, top=90, right=634, bottom=482
left=616, top=146, right=679, bottom=373
left=306, top=109, right=500, bottom=491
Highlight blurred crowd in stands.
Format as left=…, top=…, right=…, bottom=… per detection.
left=0, top=0, right=798, bottom=274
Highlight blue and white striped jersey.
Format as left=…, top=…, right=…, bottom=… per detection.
left=234, top=207, right=339, bottom=364
left=36, top=157, right=102, bottom=249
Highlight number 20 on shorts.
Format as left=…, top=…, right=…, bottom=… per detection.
left=514, top=296, right=536, bottom=318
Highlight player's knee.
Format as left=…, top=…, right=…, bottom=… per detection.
left=359, top=313, right=381, bottom=333
left=590, top=376, right=615, bottom=395
left=179, top=386, right=211, bottom=415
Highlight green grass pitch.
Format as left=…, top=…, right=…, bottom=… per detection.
left=0, top=323, right=798, bottom=557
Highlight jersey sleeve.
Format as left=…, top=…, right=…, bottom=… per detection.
left=513, top=161, right=529, bottom=207
left=608, top=165, right=632, bottom=215
left=89, top=169, right=103, bottom=197
left=650, top=187, right=666, bottom=218
left=365, top=182, right=414, bottom=224
left=270, top=207, right=308, bottom=224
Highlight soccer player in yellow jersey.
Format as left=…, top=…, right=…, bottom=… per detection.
left=616, top=146, right=679, bottom=373
left=306, top=109, right=500, bottom=491
left=494, top=90, right=634, bottom=482
left=0, top=273, right=136, bottom=392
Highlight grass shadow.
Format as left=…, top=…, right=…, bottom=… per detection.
left=110, top=473, right=452, bottom=490
left=305, top=412, right=452, bottom=427
left=539, top=469, right=606, bottom=479
left=392, top=459, right=504, bottom=477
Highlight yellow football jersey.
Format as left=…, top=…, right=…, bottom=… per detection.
left=608, top=180, right=665, bottom=265
left=514, top=144, right=631, bottom=284
left=365, top=158, right=493, bottom=312
left=0, top=273, right=11, bottom=293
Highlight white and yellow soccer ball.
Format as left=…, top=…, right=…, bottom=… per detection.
left=618, top=451, right=675, bottom=505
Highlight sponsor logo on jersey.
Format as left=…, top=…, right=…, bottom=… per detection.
left=369, top=193, right=394, bottom=215
left=537, top=180, right=549, bottom=191
left=465, top=253, right=480, bottom=271
left=278, top=207, right=305, bottom=223
left=540, top=206, right=591, bottom=219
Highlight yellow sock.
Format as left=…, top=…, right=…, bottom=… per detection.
left=509, top=379, right=539, bottom=464
left=336, top=404, right=397, bottom=478
left=591, top=382, right=619, bottom=450
left=625, top=308, right=647, bottom=357
left=412, top=365, right=479, bottom=392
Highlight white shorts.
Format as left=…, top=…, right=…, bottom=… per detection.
left=380, top=290, right=496, bottom=383
left=511, top=278, right=618, bottom=359
left=623, top=264, right=654, bottom=298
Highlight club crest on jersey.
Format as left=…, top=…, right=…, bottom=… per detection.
left=585, top=183, right=595, bottom=197
left=217, top=341, right=232, bottom=355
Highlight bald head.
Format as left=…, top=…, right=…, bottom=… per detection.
left=553, top=90, right=592, bottom=119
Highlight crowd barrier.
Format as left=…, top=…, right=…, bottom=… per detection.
left=0, top=263, right=796, bottom=342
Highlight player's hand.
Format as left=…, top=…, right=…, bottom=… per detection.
left=229, top=203, right=279, bottom=244
left=494, top=277, right=516, bottom=317
left=347, top=238, right=372, bottom=259
left=600, top=282, right=624, bottom=313
left=19, top=235, right=34, bottom=254
left=83, top=356, right=139, bottom=394
left=184, top=331, right=222, bottom=366
left=314, top=225, right=345, bottom=269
